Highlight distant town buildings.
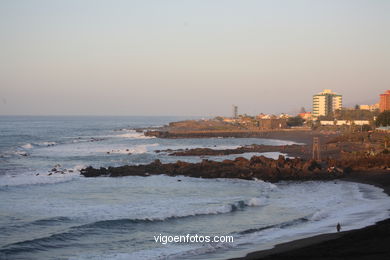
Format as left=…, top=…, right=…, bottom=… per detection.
left=225, top=88, right=384, bottom=126
left=320, top=120, right=370, bottom=126
left=221, top=113, right=288, bottom=130
left=258, top=118, right=287, bottom=129
left=298, top=112, right=312, bottom=120
left=379, top=90, right=390, bottom=112
left=359, top=104, right=379, bottom=111
left=278, top=113, right=290, bottom=119
left=256, top=113, right=270, bottom=119
left=312, top=89, right=342, bottom=118
left=256, top=113, right=292, bottom=120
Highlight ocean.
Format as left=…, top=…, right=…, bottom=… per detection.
left=1, top=116, right=390, bottom=260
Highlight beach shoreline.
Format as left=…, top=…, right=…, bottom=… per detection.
left=229, top=171, right=390, bottom=260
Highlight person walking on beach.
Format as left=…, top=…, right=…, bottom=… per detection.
left=336, top=223, right=341, bottom=232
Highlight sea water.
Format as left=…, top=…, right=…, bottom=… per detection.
left=1, top=116, right=390, bottom=260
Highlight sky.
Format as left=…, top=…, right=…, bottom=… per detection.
left=0, top=0, right=389, bottom=116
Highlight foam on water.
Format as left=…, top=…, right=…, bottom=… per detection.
left=108, top=129, right=155, bottom=139
left=38, top=141, right=57, bottom=146
left=12, top=150, right=29, bottom=156
left=104, top=144, right=159, bottom=155
left=0, top=176, right=270, bottom=223
left=246, top=197, right=264, bottom=206
left=1, top=176, right=390, bottom=260
left=140, top=182, right=390, bottom=260
left=217, top=182, right=390, bottom=260
left=21, top=143, right=33, bottom=149
left=0, top=168, right=83, bottom=187
left=67, top=180, right=390, bottom=260
left=20, top=142, right=57, bottom=150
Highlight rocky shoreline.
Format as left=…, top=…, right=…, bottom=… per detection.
left=159, top=144, right=305, bottom=156
left=152, top=130, right=390, bottom=162
left=78, top=127, right=390, bottom=260
left=158, top=144, right=312, bottom=159
left=78, top=129, right=390, bottom=260
left=80, top=153, right=389, bottom=182
left=81, top=129, right=389, bottom=182
left=144, top=129, right=314, bottom=139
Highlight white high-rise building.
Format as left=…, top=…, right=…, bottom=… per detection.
left=312, top=89, right=342, bottom=118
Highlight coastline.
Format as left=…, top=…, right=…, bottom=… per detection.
left=149, top=129, right=349, bottom=160
left=78, top=127, right=390, bottom=260
left=144, top=129, right=337, bottom=145
left=230, top=172, right=390, bottom=260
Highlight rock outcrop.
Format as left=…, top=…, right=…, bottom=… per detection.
left=80, top=155, right=346, bottom=181
left=157, top=144, right=309, bottom=159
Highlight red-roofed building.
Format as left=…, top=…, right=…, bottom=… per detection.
left=298, top=112, right=312, bottom=120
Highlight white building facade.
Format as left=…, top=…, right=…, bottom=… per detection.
left=312, top=89, right=342, bottom=118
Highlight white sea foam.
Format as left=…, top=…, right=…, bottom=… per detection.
left=246, top=197, right=264, bottom=206
left=0, top=176, right=269, bottom=223
left=253, top=179, right=278, bottom=190
left=39, top=141, right=57, bottom=146
left=30, top=141, right=159, bottom=158
left=112, top=181, right=390, bottom=260
left=115, top=130, right=155, bottom=139
left=13, top=150, right=29, bottom=156
left=0, top=171, right=81, bottom=187
left=309, top=210, right=330, bottom=221
left=71, top=139, right=86, bottom=143
left=46, top=196, right=262, bottom=223
left=0, top=164, right=86, bottom=187
left=70, top=164, right=87, bottom=172
left=67, top=181, right=390, bottom=260
left=224, top=182, right=390, bottom=259
left=2, top=175, right=390, bottom=260
left=21, top=141, right=57, bottom=149
left=21, top=143, right=33, bottom=149
left=106, top=144, right=159, bottom=155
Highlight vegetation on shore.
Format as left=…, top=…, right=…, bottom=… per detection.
left=376, top=111, right=390, bottom=127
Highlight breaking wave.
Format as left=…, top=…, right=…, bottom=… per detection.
left=114, top=130, right=155, bottom=139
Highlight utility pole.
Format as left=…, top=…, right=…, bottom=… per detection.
left=312, top=137, right=321, bottom=161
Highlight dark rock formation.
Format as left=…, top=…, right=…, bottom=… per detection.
left=162, top=144, right=310, bottom=159
left=80, top=155, right=346, bottom=181
left=145, top=130, right=284, bottom=139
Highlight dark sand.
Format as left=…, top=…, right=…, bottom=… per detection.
left=231, top=170, right=390, bottom=260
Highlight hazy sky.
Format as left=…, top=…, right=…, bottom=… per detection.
left=1, top=0, right=389, bottom=116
